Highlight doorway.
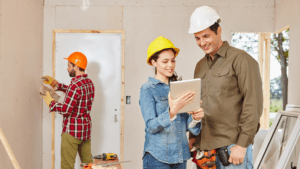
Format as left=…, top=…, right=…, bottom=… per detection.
left=51, top=30, right=125, bottom=169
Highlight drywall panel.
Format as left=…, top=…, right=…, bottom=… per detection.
left=0, top=0, right=3, bottom=114
left=42, top=5, right=56, bottom=169
left=55, top=6, right=123, bottom=30
left=45, top=0, right=274, bottom=7
left=274, top=0, right=297, bottom=31
left=0, top=0, right=3, bottom=166
left=275, top=0, right=286, bottom=7
left=0, top=0, right=44, bottom=169
left=218, top=6, right=274, bottom=33
left=275, top=0, right=300, bottom=105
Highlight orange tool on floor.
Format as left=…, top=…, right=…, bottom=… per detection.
left=81, top=163, right=93, bottom=169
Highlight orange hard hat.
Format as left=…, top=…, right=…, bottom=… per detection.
left=64, top=52, right=87, bottom=69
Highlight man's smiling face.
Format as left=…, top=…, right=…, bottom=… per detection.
left=194, top=26, right=222, bottom=57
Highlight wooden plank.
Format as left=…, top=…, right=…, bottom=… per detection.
left=258, top=33, right=264, bottom=78
left=258, top=33, right=271, bottom=129
left=260, top=33, right=267, bottom=129
left=52, top=30, right=57, bottom=169
left=259, top=33, right=271, bottom=129
left=51, top=112, right=55, bottom=169
left=258, top=33, right=266, bottom=129
left=120, top=31, right=125, bottom=168
left=263, top=33, right=271, bottom=129
left=0, top=127, right=21, bottom=169
left=274, top=25, right=290, bottom=34
left=53, top=29, right=124, bottom=34
left=262, top=33, right=267, bottom=129
left=235, top=25, right=289, bottom=34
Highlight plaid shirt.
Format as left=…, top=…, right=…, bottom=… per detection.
left=49, top=74, right=95, bottom=140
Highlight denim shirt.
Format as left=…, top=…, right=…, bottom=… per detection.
left=139, top=77, right=201, bottom=164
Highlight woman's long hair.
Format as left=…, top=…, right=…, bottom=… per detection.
left=149, top=48, right=181, bottom=82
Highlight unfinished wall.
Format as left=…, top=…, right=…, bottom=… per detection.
left=0, top=0, right=44, bottom=169
left=275, top=0, right=300, bottom=105
left=43, top=0, right=274, bottom=168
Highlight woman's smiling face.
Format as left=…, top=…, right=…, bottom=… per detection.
left=151, top=49, right=176, bottom=78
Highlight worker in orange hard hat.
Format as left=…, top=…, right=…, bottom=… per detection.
left=41, top=51, right=95, bottom=169
left=65, top=51, right=88, bottom=70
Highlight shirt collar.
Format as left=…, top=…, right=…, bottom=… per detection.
left=148, top=77, right=169, bottom=86
left=217, top=41, right=229, bottom=58
left=71, top=74, right=88, bottom=83
left=206, top=41, right=229, bottom=59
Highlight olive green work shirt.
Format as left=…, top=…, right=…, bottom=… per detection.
left=190, top=41, right=263, bottom=150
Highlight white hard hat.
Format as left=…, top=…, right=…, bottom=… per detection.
left=188, top=6, right=221, bottom=34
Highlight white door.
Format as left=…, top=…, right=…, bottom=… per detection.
left=55, top=32, right=122, bottom=169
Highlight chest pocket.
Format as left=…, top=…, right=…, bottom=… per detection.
left=154, top=96, right=169, bottom=115
left=211, top=68, right=231, bottom=94
left=213, top=68, right=230, bottom=77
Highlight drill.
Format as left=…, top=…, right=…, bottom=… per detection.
left=91, top=153, right=118, bottom=160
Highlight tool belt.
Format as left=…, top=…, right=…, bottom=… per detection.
left=216, top=146, right=230, bottom=166
left=192, top=150, right=217, bottom=169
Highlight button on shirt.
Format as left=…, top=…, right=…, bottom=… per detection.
left=140, top=77, right=201, bottom=164
left=191, top=41, right=263, bottom=150
left=50, top=74, right=95, bottom=141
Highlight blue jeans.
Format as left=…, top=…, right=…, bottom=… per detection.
left=143, top=152, right=187, bottom=169
left=216, top=144, right=253, bottom=169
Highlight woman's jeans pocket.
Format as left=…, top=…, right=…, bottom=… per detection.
left=143, top=152, right=167, bottom=169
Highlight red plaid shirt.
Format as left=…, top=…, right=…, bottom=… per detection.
left=49, top=74, right=95, bottom=140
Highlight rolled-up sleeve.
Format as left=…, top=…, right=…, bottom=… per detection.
left=185, top=114, right=201, bottom=136
left=139, top=87, right=172, bottom=134
left=234, top=53, right=263, bottom=147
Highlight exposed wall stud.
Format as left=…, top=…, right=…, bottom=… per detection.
left=258, top=33, right=271, bottom=129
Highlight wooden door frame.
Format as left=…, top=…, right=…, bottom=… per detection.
left=258, top=33, right=271, bottom=129
left=51, top=29, right=125, bottom=169
left=258, top=25, right=289, bottom=129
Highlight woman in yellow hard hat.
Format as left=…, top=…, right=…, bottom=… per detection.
left=139, top=36, right=204, bottom=169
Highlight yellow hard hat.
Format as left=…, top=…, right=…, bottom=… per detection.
left=147, top=36, right=180, bottom=65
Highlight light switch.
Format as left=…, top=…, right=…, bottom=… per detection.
left=126, top=96, right=131, bottom=104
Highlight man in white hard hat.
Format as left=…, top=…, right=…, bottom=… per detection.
left=188, top=6, right=263, bottom=169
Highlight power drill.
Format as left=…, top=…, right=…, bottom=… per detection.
left=91, top=153, right=118, bottom=160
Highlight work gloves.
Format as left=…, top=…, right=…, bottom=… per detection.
left=42, top=91, right=55, bottom=107
left=41, top=76, right=57, bottom=107
left=42, top=76, right=58, bottom=88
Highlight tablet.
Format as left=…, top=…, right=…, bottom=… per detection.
left=170, top=78, right=201, bottom=113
